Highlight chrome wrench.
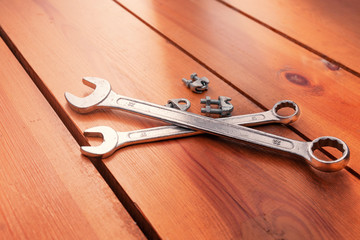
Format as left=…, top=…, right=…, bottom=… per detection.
left=65, top=77, right=349, bottom=171
left=78, top=100, right=299, bottom=158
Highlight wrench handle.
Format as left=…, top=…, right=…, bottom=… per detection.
left=100, top=92, right=308, bottom=159
left=221, top=111, right=276, bottom=126
left=116, top=125, right=196, bottom=148
left=116, top=111, right=290, bottom=148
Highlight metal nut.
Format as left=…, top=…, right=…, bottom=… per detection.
left=201, top=96, right=233, bottom=117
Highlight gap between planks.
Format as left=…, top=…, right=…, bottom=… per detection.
left=111, top=0, right=269, bottom=113
left=215, top=0, right=360, bottom=79
left=0, top=25, right=161, bottom=240
left=110, top=0, right=359, bottom=179
left=1, top=3, right=359, bottom=235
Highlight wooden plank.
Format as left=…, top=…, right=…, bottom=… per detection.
left=0, top=39, right=144, bottom=239
left=1, top=0, right=360, bottom=239
left=221, top=0, right=360, bottom=74
left=113, top=0, right=360, bottom=172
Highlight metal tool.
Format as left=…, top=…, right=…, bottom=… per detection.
left=182, top=73, right=209, bottom=93
left=65, top=77, right=349, bottom=172
left=201, top=96, right=233, bottom=117
left=79, top=98, right=300, bottom=158
left=77, top=98, right=298, bottom=158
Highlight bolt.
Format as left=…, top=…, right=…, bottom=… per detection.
left=182, top=73, right=210, bottom=93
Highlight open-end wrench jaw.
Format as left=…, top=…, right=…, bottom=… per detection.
left=81, top=126, right=119, bottom=158
left=64, top=77, right=112, bottom=113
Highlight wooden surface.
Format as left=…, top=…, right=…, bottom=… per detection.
left=115, top=0, right=360, bottom=172
left=1, top=0, right=359, bottom=239
left=222, top=0, right=360, bottom=75
left=0, top=39, right=144, bottom=239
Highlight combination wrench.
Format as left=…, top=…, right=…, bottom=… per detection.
left=65, top=77, right=349, bottom=172
left=76, top=99, right=299, bottom=158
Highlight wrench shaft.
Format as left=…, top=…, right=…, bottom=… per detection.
left=117, top=126, right=194, bottom=148
left=221, top=111, right=276, bottom=126
left=100, top=92, right=310, bottom=160
left=115, top=108, right=291, bottom=149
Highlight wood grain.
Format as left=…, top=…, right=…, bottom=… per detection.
left=221, top=0, right=360, bottom=74
left=0, top=39, right=144, bottom=239
left=114, top=0, right=360, bottom=172
left=1, top=0, right=360, bottom=239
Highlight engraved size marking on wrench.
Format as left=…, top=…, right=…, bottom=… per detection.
left=127, top=101, right=136, bottom=107
left=273, top=139, right=281, bottom=146
left=252, top=115, right=265, bottom=121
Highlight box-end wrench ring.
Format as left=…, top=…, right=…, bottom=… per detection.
left=78, top=100, right=299, bottom=158
left=65, top=77, right=349, bottom=172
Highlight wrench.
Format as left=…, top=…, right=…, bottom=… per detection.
left=65, top=77, right=349, bottom=172
left=77, top=100, right=299, bottom=158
